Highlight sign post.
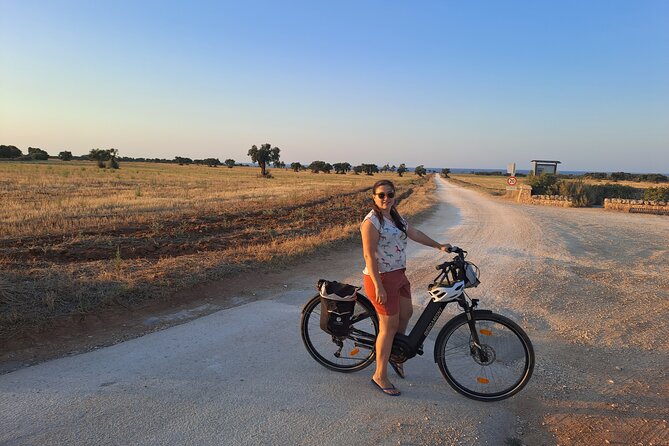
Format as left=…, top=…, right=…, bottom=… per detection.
left=506, top=175, right=518, bottom=190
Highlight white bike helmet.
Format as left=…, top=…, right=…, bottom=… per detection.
left=428, top=280, right=465, bottom=302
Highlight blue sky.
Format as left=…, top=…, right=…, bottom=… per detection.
left=1, top=0, right=668, bottom=172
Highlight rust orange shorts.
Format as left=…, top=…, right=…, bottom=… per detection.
left=363, top=269, right=412, bottom=316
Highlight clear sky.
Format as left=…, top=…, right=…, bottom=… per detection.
left=1, top=0, right=668, bottom=172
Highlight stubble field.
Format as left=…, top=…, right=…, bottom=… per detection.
left=0, top=161, right=434, bottom=338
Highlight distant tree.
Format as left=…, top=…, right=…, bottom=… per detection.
left=248, top=143, right=280, bottom=177
left=610, top=172, right=632, bottom=182
left=89, top=148, right=119, bottom=168
left=290, top=162, right=303, bottom=172
left=175, top=156, right=193, bottom=165
left=361, top=163, right=379, bottom=175
left=203, top=158, right=221, bottom=167
left=353, top=165, right=364, bottom=175
left=0, top=145, right=22, bottom=158
left=390, top=165, right=396, bottom=172
left=58, top=151, right=73, bottom=161
left=28, top=147, right=49, bottom=160
left=414, top=165, right=427, bottom=177
left=224, top=158, right=235, bottom=168
left=273, top=160, right=286, bottom=168
left=640, top=174, right=667, bottom=183
left=440, top=168, right=450, bottom=178
left=381, top=163, right=391, bottom=173
left=333, top=162, right=352, bottom=174
left=397, top=163, right=407, bottom=177
left=308, top=160, right=328, bottom=173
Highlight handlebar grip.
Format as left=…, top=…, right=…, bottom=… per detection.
left=448, top=246, right=460, bottom=253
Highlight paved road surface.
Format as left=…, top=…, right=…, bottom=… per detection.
left=2, top=177, right=667, bottom=445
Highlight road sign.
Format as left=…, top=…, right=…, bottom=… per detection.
left=507, top=176, right=517, bottom=186
left=507, top=163, right=516, bottom=176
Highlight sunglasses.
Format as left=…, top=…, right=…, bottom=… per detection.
left=374, top=191, right=395, bottom=200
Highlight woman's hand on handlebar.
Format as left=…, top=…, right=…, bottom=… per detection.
left=438, top=243, right=452, bottom=253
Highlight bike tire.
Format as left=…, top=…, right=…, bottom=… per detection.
left=301, top=294, right=379, bottom=373
left=434, top=311, right=534, bottom=401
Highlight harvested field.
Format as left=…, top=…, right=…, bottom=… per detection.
left=0, top=161, right=435, bottom=337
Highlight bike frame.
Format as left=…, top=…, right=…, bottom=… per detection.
left=349, top=289, right=483, bottom=362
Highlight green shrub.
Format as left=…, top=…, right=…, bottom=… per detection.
left=557, top=180, right=589, bottom=207
left=535, top=179, right=644, bottom=206
left=580, top=183, right=641, bottom=205
left=644, top=187, right=669, bottom=202
left=526, top=174, right=559, bottom=195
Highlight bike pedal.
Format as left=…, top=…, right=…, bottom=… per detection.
left=417, top=347, right=424, bottom=355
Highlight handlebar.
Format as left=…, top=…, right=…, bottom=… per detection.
left=435, top=246, right=467, bottom=270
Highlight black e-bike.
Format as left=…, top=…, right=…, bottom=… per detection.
left=300, top=247, right=534, bottom=401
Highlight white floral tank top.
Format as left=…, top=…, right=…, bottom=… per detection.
left=362, top=210, right=408, bottom=274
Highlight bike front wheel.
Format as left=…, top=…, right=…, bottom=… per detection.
left=434, top=311, right=534, bottom=401
left=301, top=295, right=378, bottom=373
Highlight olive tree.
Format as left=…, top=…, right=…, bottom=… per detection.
left=397, top=163, right=407, bottom=177
left=248, top=143, right=280, bottom=177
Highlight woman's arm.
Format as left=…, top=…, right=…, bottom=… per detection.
left=406, top=224, right=451, bottom=252
left=360, top=219, right=387, bottom=304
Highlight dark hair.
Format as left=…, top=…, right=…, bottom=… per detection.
left=371, top=180, right=407, bottom=238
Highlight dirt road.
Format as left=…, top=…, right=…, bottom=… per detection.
left=1, top=177, right=667, bottom=445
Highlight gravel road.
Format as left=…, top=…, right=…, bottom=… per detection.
left=1, top=177, right=667, bottom=445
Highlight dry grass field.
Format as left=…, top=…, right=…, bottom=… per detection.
left=450, top=173, right=661, bottom=195
left=0, top=160, right=435, bottom=337
left=448, top=174, right=513, bottom=193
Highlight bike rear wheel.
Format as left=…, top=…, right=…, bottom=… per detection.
left=434, top=311, right=534, bottom=401
left=301, top=295, right=378, bottom=373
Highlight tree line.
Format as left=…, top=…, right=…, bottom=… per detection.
left=246, top=143, right=429, bottom=177
left=1, top=143, right=433, bottom=177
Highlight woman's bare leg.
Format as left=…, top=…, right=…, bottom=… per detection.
left=373, top=313, right=399, bottom=390
left=398, top=297, right=413, bottom=335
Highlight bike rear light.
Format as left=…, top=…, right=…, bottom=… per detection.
left=350, top=348, right=360, bottom=356
left=479, top=329, right=492, bottom=336
left=477, top=377, right=490, bottom=384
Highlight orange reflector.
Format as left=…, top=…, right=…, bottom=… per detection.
left=350, top=348, right=360, bottom=356
left=479, top=329, right=492, bottom=336
left=477, top=377, right=490, bottom=384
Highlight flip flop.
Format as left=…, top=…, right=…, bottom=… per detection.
left=371, top=379, right=401, bottom=396
left=390, top=361, right=405, bottom=379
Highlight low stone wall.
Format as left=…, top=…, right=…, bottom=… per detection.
left=604, top=198, right=669, bottom=215
left=511, top=185, right=574, bottom=207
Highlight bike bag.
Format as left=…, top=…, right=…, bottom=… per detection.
left=463, top=262, right=480, bottom=288
left=317, top=280, right=358, bottom=336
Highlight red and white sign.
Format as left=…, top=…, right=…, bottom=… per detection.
left=506, top=176, right=517, bottom=186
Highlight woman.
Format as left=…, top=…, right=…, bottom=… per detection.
left=361, top=179, right=451, bottom=396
